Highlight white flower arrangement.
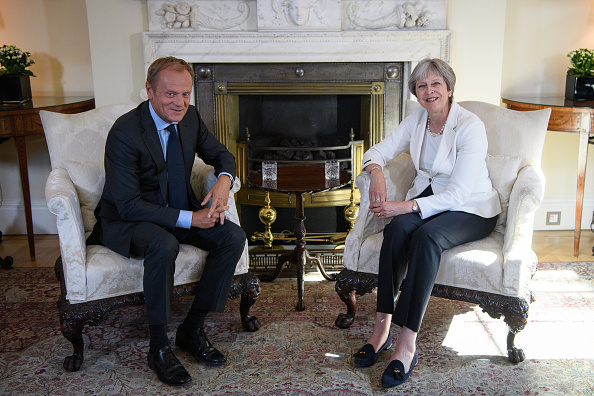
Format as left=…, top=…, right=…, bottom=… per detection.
left=0, top=44, right=36, bottom=77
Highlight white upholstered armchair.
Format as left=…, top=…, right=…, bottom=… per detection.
left=41, top=104, right=260, bottom=372
left=334, top=100, right=551, bottom=363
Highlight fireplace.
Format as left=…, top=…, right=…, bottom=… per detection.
left=192, top=62, right=404, bottom=241
left=142, top=0, right=451, bottom=246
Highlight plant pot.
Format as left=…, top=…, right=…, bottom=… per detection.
left=565, top=75, right=594, bottom=101
left=0, top=74, right=32, bottom=103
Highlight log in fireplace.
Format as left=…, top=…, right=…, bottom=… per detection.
left=193, top=62, right=403, bottom=244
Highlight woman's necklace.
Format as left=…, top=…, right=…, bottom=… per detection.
left=426, top=117, right=445, bottom=137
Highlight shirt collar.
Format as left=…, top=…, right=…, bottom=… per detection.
left=148, top=101, right=177, bottom=131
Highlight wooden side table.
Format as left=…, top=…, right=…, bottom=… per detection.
left=250, top=165, right=350, bottom=310
left=502, top=97, right=594, bottom=256
left=0, top=96, right=95, bottom=260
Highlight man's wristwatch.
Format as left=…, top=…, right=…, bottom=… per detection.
left=411, top=199, right=419, bottom=213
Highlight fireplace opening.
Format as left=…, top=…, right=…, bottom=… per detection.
left=238, top=94, right=362, bottom=146
left=238, top=93, right=363, bottom=184
left=236, top=93, right=363, bottom=245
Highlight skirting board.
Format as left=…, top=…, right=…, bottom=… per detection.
left=0, top=199, right=57, bottom=235
left=533, top=197, right=594, bottom=231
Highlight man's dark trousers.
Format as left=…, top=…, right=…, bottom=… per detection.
left=129, top=220, right=246, bottom=326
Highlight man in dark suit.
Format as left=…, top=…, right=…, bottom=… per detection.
left=89, top=57, right=246, bottom=386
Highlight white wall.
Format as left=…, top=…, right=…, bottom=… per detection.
left=447, top=0, right=508, bottom=105
left=0, top=0, right=94, bottom=234
left=85, top=0, right=147, bottom=107
left=1, top=0, right=593, bottom=234
left=502, top=0, right=594, bottom=230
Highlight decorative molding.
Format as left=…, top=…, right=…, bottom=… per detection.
left=146, top=0, right=446, bottom=32
left=149, top=1, right=257, bottom=31
left=258, top=0, right=341, bottom=32
left=343, top=0, right=446, bottom=31
left=142, top=30, right=452, bottom=68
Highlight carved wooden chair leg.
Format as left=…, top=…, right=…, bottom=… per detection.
left=334, top=269, right=378, bottom=329
left=499, top=296, right=529, bottom=363
left=507, top=329, right=526, bottom=363
left=59, top=312, right=85, bottom=372
left=55, top=258, right=89, bottom=371
left=58, top=298, right=115, bottom=372
left=335, top=289, right=357, bottom=329
left=229, top=272, right=262, bottom=332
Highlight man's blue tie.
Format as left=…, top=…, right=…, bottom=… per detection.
left=166, top=124, right=189, bottom=210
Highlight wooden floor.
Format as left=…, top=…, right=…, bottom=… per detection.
left=1, top=230, right=594, bottom=268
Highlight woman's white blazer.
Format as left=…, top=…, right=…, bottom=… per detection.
left=362, top=101, right=502, bottom=219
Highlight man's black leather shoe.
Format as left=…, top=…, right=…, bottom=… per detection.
left=147, top=346, right=192, bottom=386
left=176, top=325, right=226, bottom=366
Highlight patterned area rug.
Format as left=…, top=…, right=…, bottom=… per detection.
left=0, top=262, right=593, bottom=395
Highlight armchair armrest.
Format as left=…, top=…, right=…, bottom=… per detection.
left=45, top=168, right=88, bottom=300
left=190, top=156, right=241, bottom=202
left=343, top=153, right=416, bottom=270
left=190, top=156, right=248, bottom=275
left=502, top=165, right=545, bottom=293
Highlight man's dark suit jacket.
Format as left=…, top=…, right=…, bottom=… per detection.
left=89, top=101, right=236, bottom=258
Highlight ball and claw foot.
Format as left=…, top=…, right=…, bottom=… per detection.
left=242, top=316, right=261, bottom=332
left=335, top=313, right=354, bottom=329
left=63, top=353, right=84, bottom=372
left=508, top=347, right=525, bottom=363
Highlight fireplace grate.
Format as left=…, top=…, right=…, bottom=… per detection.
left=248, top=248, right=345, bottom=278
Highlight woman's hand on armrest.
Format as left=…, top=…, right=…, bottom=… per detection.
left=365, top=164, right=387, bottom=203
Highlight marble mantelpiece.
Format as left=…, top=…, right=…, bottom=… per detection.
left=142, top=30, right=451, bottom=67
left=142, top=0, right=451, bottom=98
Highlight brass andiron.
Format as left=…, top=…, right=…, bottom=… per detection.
left=344, top=181, right=359, bottom=233
left=344, top=128, right=360, bottom=234
left=251, top=191, right=280, bottom=249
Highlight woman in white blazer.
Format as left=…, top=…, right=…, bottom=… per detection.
left=353, top=59, right=501, bottom=388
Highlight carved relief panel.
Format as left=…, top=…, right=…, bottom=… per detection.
left=343, top=0, right=446, bottom=31
left=147, top=0, right=447, bottom=32
left=148, top=1, right=258, bottom=31
left=257, top=0, right=342, bottom=31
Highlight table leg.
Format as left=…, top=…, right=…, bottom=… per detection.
left=308, top=253, right=336, bottom=281
left=258, top=251, right=290, bottom=282
left=14, top=136, right=35, bottom=261
left=293, top=193, right=308, bottom=311
left=259, top=191, right=336, bottom=310
left=574, top=113, right=591, bottom=256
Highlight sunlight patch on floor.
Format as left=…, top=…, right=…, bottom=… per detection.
left=442, top=268, right=594, bottom=360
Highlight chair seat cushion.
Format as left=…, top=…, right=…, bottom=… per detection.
left=80, top=243, right=236, bottom=302
left=351, top=231, right=510, bottom=296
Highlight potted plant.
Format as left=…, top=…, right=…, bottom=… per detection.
left=0, top=44, right=36, bottom=103
left=565, top=48, right=594, bottom=101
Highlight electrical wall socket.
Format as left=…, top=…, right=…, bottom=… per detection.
left=546, top=211, right=561, bottom=226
